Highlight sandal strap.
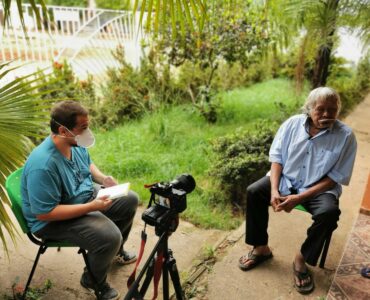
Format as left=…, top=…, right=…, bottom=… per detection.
left=248, top=250, right=257, bottom=260
left=294, top=269, right=310, bottom=280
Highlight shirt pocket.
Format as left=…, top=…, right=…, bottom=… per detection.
left=315, top=149, right=341, bottom=174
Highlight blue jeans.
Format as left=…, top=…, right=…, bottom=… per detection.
left=35, top=188, right=139, bottom=285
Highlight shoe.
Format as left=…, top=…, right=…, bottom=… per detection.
left=80, top=272, right=119, bottom=300
left=114, top=250, right=137, bottom=265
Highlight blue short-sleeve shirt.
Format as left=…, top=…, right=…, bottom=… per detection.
left=21, top=136, right=94, bottom=233
left=269, top=114, right=357, bottom=198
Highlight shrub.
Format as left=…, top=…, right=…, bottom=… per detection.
left=213, top=61, right=269, bottom=91
left=47, top=0, right=87, bottom=6
left=97, top=47, right=188, bottom=128
left=38, top=61, right=98, bottom=106
left=209, top=120, right=278, bottom=208
left=98, top=54, right=151, bottom=127
left=327, top=53, right=370, bottom=116
left=356, top=52, right=370, bottom=96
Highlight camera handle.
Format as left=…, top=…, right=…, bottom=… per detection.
left=124, top=231, right=184, bottom=300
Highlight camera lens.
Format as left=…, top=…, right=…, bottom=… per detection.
left=171, top=174, right=196, bottom=193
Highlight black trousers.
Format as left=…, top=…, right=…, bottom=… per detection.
left=245, top=176, right=341, bottom=266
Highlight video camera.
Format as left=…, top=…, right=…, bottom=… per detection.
left=142, top=174, right=196, bottom=234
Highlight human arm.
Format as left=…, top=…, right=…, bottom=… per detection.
left=37, top=196, right=112, bottom=221
left=26, top=168, right=113, bottom=221
left=90, top=163, right=117, bottom=187
left=269, top=119, right=289, bottom=212
left=276, top=176, right=336, bottom=212
left=270, top=162, right=283, bottom=211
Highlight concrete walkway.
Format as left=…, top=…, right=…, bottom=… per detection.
left=0, top=206, right=225, bottom=299
left=206, top=95, right=370, bottom=300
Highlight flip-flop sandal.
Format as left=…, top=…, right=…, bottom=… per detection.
left=238, top=250, right=273, bottom=271
left=361, top=267, right=370, bottom=279
left=293, top=262, right=314, bottom=294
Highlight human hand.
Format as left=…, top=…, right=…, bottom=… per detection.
left=270, top=190, right=282, bottom=212
left=102, top=175, right=118, bottom=187
left=91, top=195, right=113, bottom=211
left=276, top=195, right=300, bottom=213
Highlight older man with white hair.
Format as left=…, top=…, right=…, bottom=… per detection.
left=238, top=87, right=357, bottom=294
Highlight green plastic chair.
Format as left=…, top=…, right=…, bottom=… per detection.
left=295, top=204, right=332, bottom=268
left=5, top=168, right=98, bottom=299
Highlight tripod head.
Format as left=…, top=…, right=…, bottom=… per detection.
left=124, top=175, right=195, bottom=300
left=142, top=174, right=195, bottom=235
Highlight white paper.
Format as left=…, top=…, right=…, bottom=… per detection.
left=97, top=183, right=130, bottom=200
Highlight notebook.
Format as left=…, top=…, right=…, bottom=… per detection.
left=97, top=183, right=130, bottom=200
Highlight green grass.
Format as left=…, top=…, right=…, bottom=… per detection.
left=89, top=78, right=307, bottom=229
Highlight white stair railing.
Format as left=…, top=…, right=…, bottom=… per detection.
left=0, top=3, right=144, bottom=84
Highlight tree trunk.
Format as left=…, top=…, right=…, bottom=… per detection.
left=295, top=33, right=309, bottom=94
left=311, top=0, right=340, bottom=88
left=312, top=44, right=332, bottom=88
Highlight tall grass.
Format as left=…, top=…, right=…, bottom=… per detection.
left=89, top=79, right=307, bottom=229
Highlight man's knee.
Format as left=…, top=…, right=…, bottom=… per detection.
left=314, top=208, right=341, bottom=228
left=126, top=191, right=139, bottom=213
left=94, top=222, right=122, bottom=253
left=246, top=182, right=260, bottom=198
left=246, top=178, right=268, bottom=201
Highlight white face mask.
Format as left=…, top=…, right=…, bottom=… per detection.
left=54, top=120, right=95, bottom=148
left=73, top=128, right=95, bottom=148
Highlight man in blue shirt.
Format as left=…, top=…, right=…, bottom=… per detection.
left=21, top=101, right=138, bottom=300
left=238, top=87, right=357, bottom=294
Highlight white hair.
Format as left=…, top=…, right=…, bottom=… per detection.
left=302, top=87, right=341, bottom=115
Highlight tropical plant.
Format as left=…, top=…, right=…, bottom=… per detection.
left=146, top=1, right=270, bottom=122
left=1, top=0, right=48, bottom=33
left=266, top=0, right=370, bottom=89
left=0, top=63, right=51, bottom=252
left=133, top=0, right=206, bottom=39
left=0, top=0, right=55, bottom=252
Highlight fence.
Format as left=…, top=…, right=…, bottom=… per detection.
left=0, top=3, right=144, bottom=83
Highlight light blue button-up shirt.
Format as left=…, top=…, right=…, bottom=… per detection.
left=269, top=114, right=357, bottom=198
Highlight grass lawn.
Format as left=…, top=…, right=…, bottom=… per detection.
left=89, top=78, right=307, bottom=229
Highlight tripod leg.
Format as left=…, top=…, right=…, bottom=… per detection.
left=167, top=249, right=184, bottom=300
left=162, top=258, right=169, bottom=300
left=124, top=232, right=168, bottom=300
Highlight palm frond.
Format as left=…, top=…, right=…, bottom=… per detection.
left=0, top=62, right=52, bottom=253
left=1, top=0, right=48, bottom=36
left=133, top=0, right=207, bottom=37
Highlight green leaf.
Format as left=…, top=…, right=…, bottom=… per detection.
left=0, top=62, right=52, bottom=253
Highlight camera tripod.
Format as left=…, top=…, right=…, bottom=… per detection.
left=124, top=229, right=184, bottom=300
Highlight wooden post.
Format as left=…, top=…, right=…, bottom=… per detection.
left=360, top=173, right=370, bottom=215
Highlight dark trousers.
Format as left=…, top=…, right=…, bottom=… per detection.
left=245, top=176, right=340, bottom=266
left=35, top=190, right=139, bottom=285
